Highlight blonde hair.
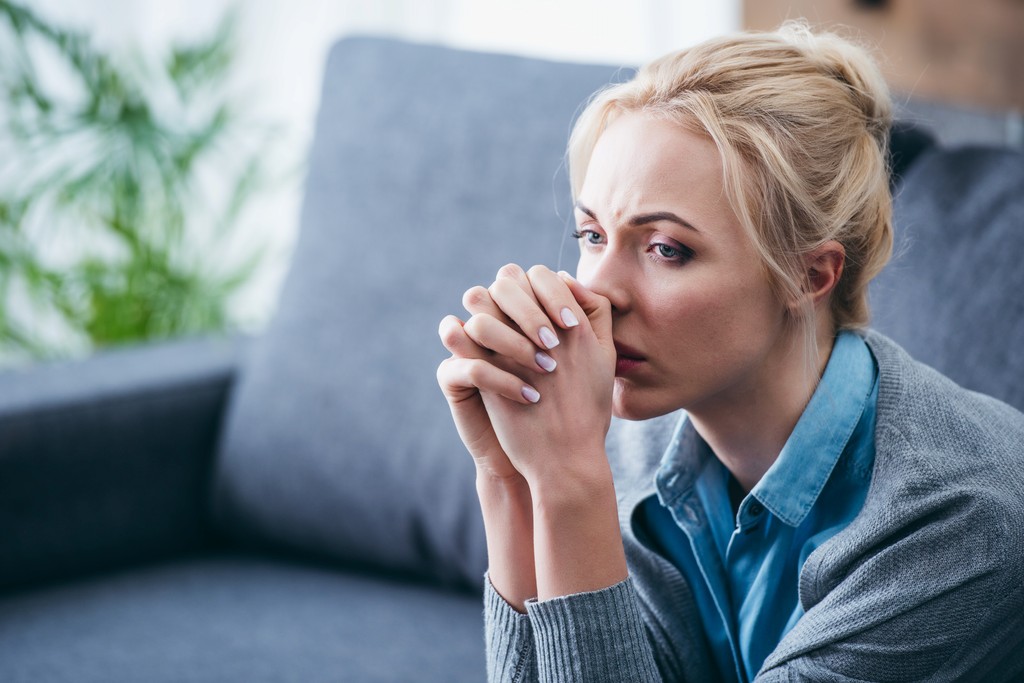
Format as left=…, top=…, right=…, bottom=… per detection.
left=568, top=21, right=893, bottom=344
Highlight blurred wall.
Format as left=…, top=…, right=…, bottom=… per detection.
left=21, top=0, right=740, bottom=336
left=744, top=0, right=1023, bottom=146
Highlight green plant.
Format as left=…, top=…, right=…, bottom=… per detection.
left=0, top=1, right=283, bottom=367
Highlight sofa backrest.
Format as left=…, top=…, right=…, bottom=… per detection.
left=210, top=36, right=1024, bottom=591
left=210, top=37, right=624, bottom=589
left=870, top=147, right=1024, bottom=412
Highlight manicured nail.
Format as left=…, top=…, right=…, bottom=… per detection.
left=521, top=385, right=540, bottom=403
left=535, top=351, right=557, bottom=372
left=539, top=326, right=559, bottom=349
left=560, top=307, right=579, bottom=327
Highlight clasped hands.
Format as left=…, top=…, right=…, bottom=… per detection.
left=437, top=264, right=617, bottom=487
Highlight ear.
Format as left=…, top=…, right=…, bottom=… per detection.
left=802, top=240, right=845, bottom=307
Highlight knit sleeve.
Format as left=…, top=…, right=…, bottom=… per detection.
left=524, top=576, right=662, bottom=682
left=484, top=573, right=538, bottom=683
left=753, top=483, right=1024, bottom=681
left=485, top=573, right=663, bottom=682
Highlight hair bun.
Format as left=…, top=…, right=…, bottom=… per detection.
left=778, top=20, right=893, bottom=145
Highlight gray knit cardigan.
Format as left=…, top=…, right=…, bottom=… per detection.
left=484, top=331, right=1024, bottom=682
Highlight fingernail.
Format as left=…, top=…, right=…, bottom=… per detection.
left=560, top=307, right=579, bottom=327
left=535, top=351, right=557, bottom=372
left=521, top=385, right=540, bottom=403
left=539, top=326, right=559, bottom=349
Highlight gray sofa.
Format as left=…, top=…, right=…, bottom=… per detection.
left=1, top=36, right=1021, bottom=682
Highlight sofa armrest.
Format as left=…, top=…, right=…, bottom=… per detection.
left=0, top=332, right=251, bottom=593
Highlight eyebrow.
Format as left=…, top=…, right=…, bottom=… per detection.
left=574, top=201, right=700, bottom=234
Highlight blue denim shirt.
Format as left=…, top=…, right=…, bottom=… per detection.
left=640, top=331, right=879, bottom=682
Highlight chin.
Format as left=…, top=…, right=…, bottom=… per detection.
left=611, top=383, right=679, bottom=422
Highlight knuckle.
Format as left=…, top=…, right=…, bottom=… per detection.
left=436, top=359, right=450, bottom=382
left=438, top=313, right=459, bottom=332
left=436, top=357, right=459, bottom=385
left=462, top=285, right=489, bottom=310
left=487, top=277, right=508, bottom=298
left=467, top=311, right=496, bottom=330
left=465, top=359, right=486, bottom=384
left=462, top=315, right=482, bottom=338
left=526, top=264, right=550, bottom=279
left=438, top=317, right=463, bottom=347
left=497, top=263, right=524, bottom=279
left=440, top=328, right=460, bottom=349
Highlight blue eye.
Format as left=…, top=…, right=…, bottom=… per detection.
left=571, top=229, right=604, bottom=245
left=651, top=241, right=694, bottom=264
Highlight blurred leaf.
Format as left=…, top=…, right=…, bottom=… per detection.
left=167, top=8, right=238, bottom=98
left=0, top=0, right=282, bottom=367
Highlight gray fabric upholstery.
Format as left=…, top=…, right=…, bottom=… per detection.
left=0, top=332, right=246, bottom=415
left=0, top=553, right=484, bottom=682
left=210, top=37, right=625, bottom=588
left=1, top=33, right=1021, bottom=683
left=870, top=147, right=1024, bottom=413
left=0, top=334, right=248, bottom=591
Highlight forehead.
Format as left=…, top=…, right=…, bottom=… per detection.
left=579, top=111, right=727, bottom=222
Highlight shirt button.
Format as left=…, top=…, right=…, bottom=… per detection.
left=748, top=502, right=764, bottom=517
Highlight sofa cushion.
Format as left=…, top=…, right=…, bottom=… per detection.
left=0, top=334, right=244, bottom=593
left=0, top=553, right=484, bottom=682
left=210, top=37, right=625, bottom=588
left=870, top=146, right=1024, bottom=412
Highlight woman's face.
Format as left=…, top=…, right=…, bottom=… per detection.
left=574, top=112, right=790, bottom=421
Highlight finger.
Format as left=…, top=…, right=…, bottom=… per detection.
left=463, top=313, right=558, bottom=374
left=438, top=315, right=488, bottom=359
left=495, top=263, right=537, bottom=300
left=495, top=263, right=547, bottom=325
left=462, top=285, right=514, bottom=327
left=437, top=356, right=541, bottom=405
left=526, top=264, right=585, bottom=331
left=469, top=263, right=539, bottom=332
left=489, top=276, right=562, bottom=351
left=558, top=271, right=612, bottom=341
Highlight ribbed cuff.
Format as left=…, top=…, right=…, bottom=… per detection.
left=484, top=572, right=537, bottom=682
left=525, top=577, right=660, bottom=682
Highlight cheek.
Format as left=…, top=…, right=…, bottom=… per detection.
left=649, top=271, right=782, bottom=357
left=647, top=274, right=731, bottom=338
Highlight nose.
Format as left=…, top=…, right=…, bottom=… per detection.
left=575, top=249, right=631, bottom=314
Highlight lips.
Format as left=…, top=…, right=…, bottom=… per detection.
left=614, top=341, right=646, bottom=376
left=614, top=341, right=645, bottom=360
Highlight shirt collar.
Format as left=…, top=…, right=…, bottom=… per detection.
left=751, top=331, right=876, bottom=526
left=654, top=331, right=876, bottom=527
left=653, top=414, right=710, bottom=509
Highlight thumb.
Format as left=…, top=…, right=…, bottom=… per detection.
left=558, top=271, right=612, bottom=343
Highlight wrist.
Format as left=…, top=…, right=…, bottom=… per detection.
left=529, top=458, right=627, bottom=601
left=475, top=469, right=536, bottom=612
left=523, top=444, right=615, bottom=508
left=476, top=468, right=531, bottom=501
left=530, top=465, right=617, bottom=525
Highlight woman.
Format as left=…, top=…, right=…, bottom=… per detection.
left=436, top=22, right=1024, bottom=682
